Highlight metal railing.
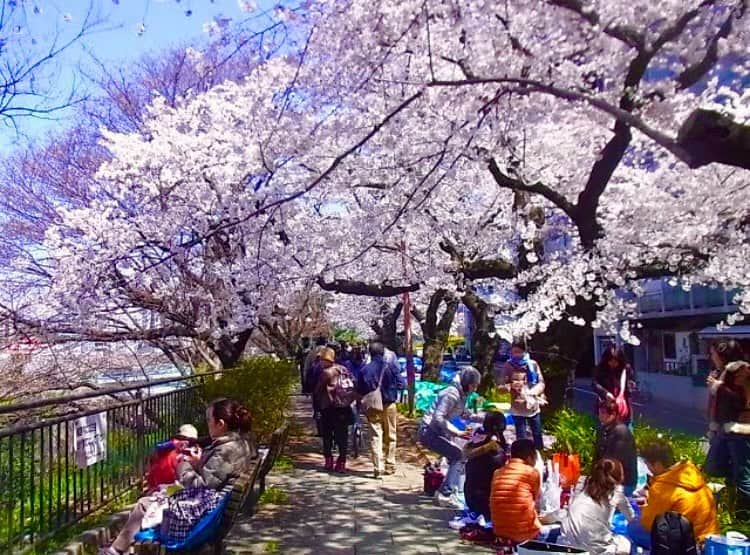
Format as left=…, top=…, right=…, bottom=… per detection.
left=0, top=371, right=224, bottom=554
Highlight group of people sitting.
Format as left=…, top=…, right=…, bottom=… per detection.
left=98, top=397, right=257, bottom=555
left=418, top=345, right=724, bottom=555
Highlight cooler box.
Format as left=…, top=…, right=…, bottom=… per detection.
left=704, top=535, right=750, bottom=555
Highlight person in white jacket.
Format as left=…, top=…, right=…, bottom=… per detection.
left=560, top=458, right=636, bottom=555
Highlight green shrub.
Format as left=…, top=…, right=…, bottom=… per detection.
left=545, top=408, right=597, bottom=473
left=632, top=422, right=707, bottom=467
left=201, top=356, right=297, bottom=442
left=483, top=387, right=511, bottom=404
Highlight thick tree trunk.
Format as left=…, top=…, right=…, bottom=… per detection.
left=528, top=297, right=597, bottom=376
left=211, top=328, right=253, bottom=369
left=421, top=337, right=444, bottom=382
left=412, top=289, right=458, bottom=382
left=462, top=289, right=500, bottom=389
left=370, top=302, right=403, bottom=353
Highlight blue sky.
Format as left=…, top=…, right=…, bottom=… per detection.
left=1, top=0, right=276, bottom=147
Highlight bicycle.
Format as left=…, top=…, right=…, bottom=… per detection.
left=563, top=368, right=577, bottom=410
left=630, top=378, right=654, bottom=404
left=351, top=408, right=366, bottom=458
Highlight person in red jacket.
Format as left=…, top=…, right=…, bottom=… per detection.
left=145, top=424, right=199, bottom=492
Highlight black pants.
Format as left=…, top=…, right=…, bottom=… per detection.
left=320, top=407, right=351, bottom=459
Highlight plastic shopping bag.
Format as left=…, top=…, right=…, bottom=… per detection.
left=539, top=460, right=562, bottom=515
left=141, top=495, right=168, bottom=529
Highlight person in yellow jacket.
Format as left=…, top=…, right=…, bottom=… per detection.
left=627, top=440, right=719, bottom=552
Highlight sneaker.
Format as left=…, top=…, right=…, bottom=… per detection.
left=448, top=511, right=479, bottom=530
left=324, top=456, right=334, bottom=471
left=384, top=466, right=396, bottom=475
left=435, top=492, right=465, bottom=510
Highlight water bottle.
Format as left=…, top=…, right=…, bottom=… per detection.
left=440, top=457, right=449, bottom=476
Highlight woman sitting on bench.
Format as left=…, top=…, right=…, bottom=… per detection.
left=99, top=398, right=258, bottom=555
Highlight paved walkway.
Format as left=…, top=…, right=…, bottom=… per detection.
left=225, top=395, right=494, bottom=554
left=572, top=379, right=707, bottom=436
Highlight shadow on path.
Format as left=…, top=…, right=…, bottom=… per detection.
left=224, top=394, right=494, bottom=554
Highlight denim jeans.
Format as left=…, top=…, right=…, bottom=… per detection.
left=514, top=413, right=544, bottom=450
left=727, top=433, right=750, bottom=519
left=419, top=426, right=465, bottom=495
left=627, top=520, right=651, bottom=554
left=705, top=431, right=731, bottom=479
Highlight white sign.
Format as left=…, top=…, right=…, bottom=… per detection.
left=73, top=412, right=107, bottom=469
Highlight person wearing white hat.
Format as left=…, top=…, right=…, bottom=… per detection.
left=144, top=423, right=200, bottom=492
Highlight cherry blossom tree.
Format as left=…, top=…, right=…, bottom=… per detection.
left=4, top=0, right=750, bottom=382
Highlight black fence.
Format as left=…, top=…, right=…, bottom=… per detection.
left=0, top=372, right=223, bottom=553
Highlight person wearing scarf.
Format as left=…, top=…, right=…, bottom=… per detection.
left=497, top=342, right=546, bottom=450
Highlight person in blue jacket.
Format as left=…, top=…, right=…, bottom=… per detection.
left=358, top=341, right=405, bottom=477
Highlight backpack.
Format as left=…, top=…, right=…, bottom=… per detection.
left=650, top=511, right=698, bottom=555
left=331, top=365, right=357, bottom=407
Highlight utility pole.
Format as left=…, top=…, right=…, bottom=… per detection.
left=401, top=241, right=415, bottom=415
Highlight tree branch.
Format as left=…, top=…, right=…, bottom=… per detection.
left=316, top=277, right=419, bottom=297
left=546, top=0, right=645, bottom=50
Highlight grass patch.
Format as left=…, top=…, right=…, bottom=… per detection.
left=264, top=539, right=281, bottom=553
left=273, top=454, right=294, bottom=472
left=29, top=487, right=140, bottom=555
left=259, top=486, right=289, bottom=506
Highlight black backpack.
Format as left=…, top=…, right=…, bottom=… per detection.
left=650, top=511, right=698, bottom=555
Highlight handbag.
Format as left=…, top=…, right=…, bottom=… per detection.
left=361, top=360, right=386, bottom=412
left=615, top=368, right=630, bottom=421
left=160, top=487, right=224, bottom=542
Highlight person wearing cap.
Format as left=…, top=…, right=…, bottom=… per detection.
left=145, top=424, right=199, bottom=493
left=418, top=366, right=482, bottom=509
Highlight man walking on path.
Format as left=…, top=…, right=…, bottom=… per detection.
left=359, top=341, right=405, bottom=477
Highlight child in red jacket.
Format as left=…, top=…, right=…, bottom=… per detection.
left=145, top=424, right=199, bottom=492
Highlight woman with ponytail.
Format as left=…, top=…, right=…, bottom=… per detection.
left=99, top=398, right=257, bottom=555
left=177, top=398, right=258, bottom=489
left=559, top=458, right=636, bottom=555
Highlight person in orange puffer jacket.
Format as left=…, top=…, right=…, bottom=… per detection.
left=490, top=439, right=542, bottom=543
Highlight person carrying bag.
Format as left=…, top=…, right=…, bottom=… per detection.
left=358, top=342, right=405, bottom=477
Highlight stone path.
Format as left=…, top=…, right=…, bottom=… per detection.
left=225, top=395, right=494, bottom=554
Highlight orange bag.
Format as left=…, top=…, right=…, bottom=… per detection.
left=552, top=453, right=581, bottom=489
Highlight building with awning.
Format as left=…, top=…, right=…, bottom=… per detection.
left=698, top=324, right=750, bottom=338
left=593, top=279, right=745, bottom=410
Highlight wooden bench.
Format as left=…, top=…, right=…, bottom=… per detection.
left=133, top=457, right=261, bottom=555
left=256, top=422, right=290, bottom=497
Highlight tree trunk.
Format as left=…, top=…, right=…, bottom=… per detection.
left=462, top=289, right=500, bottom=389
left=412, top=289, right=458, bottom=382
left=211, top=329, right=253, bottom=369
left=421, top=337, right=443, bottom=382
left=370, top=302, right=403, bottom=353
left=528, top=296, right=597, bottom=376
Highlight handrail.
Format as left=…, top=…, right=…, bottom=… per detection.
left=0, top=369, right=226, bottom=416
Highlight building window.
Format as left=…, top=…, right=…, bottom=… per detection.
left=663, top=333, right=676, bottom=360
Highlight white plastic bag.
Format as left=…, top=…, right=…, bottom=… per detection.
left=540, top=460, right=562, bottom=515
left=141, top=495, right=169, bottom=529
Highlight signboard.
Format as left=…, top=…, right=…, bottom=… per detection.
left=73, top=412, right=107, bottom=469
